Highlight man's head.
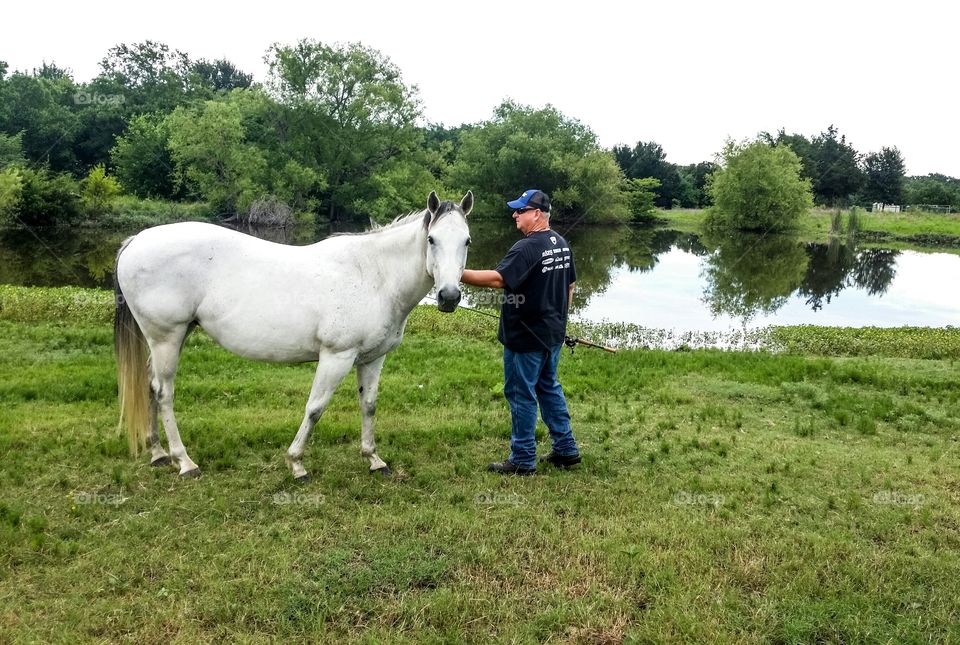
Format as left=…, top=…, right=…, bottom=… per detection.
left=507, top=189, right=551, bottom=235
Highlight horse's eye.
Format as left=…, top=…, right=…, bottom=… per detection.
left=428, top=236, right=435, bottom=245
left=465, top=238, right=472, bottom=247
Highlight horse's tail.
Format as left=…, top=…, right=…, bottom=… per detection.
left=114, top=237, right=150, bottom=456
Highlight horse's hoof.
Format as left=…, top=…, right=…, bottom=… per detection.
left=294, top=473, right=311, bottom=484
left=150, top=455, right=172, bottom=467
left=180, top=468, right=202, bottom=479
left=371, top=465, right=392, bottom=477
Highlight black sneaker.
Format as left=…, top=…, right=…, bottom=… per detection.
left=488, top=459, right=536, bottom=476
left=540, top=451, right=582, bottom=468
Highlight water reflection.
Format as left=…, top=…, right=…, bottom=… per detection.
left=700, top=232, right=809, bottom=321
left=0, top=227, right=127, bottom=288
left=0, top=221, right=953, bottom=330
left=799, top=241, right=899, bottom=311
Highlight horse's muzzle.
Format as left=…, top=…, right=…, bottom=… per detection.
left=436, top=286, right=462, bottom=312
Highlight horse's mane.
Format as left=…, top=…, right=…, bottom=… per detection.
left=335, top=201, right=462, bottom=237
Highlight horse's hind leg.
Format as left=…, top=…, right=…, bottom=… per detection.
left=148, top=334, right=200, bottom=478
left=147, top=388, right=171, bottom=466
left=357, top=356, right=390, bottom=475
left=286, top=350, right=357, bottom=481
left=147, top=322, right=195, bottom=468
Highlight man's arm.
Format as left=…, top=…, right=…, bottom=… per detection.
left=461, top=269, right=505, bottom=289
left=568, top=281, right=576, bottom=306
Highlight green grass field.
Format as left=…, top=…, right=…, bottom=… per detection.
left=1, top=291, right=959, bottom=642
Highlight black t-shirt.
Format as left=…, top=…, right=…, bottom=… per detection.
left=495, top=229, right=577, bottom=352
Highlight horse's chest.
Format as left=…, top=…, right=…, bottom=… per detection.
left=357, top=323, right=406, bottom=362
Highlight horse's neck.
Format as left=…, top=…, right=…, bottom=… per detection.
left=358, top=220, right=433, bottom=312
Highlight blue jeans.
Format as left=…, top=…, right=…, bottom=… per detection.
left=503, top=345, right=578, bottom=468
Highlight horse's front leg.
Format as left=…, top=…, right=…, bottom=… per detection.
left=357, top=355, right=391, bottom=475
left=286, top=350, right=357, bottom=482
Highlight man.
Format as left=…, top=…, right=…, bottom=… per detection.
left=460, top=189, right=581, bottom=475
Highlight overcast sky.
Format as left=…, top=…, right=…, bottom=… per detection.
left=4, top=0, right=957, bottom=176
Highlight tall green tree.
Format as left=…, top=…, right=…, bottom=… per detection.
left=78, top=42, right=255, bottom=170
left=265, top=39, right=421, bottom=221
left=74, top=41, right=196, bottom=170
left=904, top=174, right=960, bottom=208
left=612, top=140, right=683, bottom=208
left=762, top=129, right=817, bottom=184
left=0, top=131, right=25, bottom=167
left=190, top=58, right=253, bottom=92
left=0, top=67, right=81, bottom=172
left=809, top=125, right=863, bottom=205
left=222, top=88, right=325, bottom=213
left=862, top=146, right=906, bottom=205
left=165, top=99, right=268, bottom=215
left=676, top=161, right=718, bottom=208
left=91, top=41, right=194, bottom=113
left=422, top=123, right=473, bottom=183
left=706, top=140, right=813, bottom=232
left=449, top=101, right=627, bottom=221
left=109, top=113, right=178, bottom=199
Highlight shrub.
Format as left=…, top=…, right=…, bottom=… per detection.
left=706, top=141, right=813, bottom=232
left=14, top=167, right=82, bottom=228
left=0, top=166, right=24, bottom=226
left=81, top=164, right=123, bottom=216
left=623, top=177, right=661, bottom=223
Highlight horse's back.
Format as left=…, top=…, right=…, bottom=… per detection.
left=116, top=222, right=366, bottom=361
left=120, top=223, right=254, bottom=312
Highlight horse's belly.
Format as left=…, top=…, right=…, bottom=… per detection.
left=198, top=304, right=321, bottom=363
left=206, top=326, right=319, bottom=362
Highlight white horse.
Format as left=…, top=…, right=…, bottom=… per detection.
left=115, top=191, right=472, bottom=481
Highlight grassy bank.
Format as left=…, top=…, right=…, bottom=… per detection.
left=655, top=207, right=960, bottom=248
left=95, top=196, right=216, bottom=229
left=1, top=289, right=959, bottom=642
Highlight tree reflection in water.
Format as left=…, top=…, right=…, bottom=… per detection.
left=700, top=232, right=809, bottom=321
left=0, top=219, right=911, bottom=326
left=800, top=240, right=899, bottom=310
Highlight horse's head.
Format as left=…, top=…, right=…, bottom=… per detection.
left=423, top=191, right=472, bottom=313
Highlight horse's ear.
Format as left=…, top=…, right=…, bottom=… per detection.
left=460, top=191, right=473, bottom=217
left=424, top=191, right=440, bottom=228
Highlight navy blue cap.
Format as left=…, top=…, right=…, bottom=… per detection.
left=507, top=189, right=550, bottom=212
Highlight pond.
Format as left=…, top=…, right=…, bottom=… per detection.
left=2, top=221, right=958, bottom=334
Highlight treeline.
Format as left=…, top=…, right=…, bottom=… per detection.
left=0, top=40, right=641, bottom=226
left=1, top=40, right=958, bottom=229
left=761, top=126, right=960, bottom=210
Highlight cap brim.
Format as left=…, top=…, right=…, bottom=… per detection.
left=506, top=199, right=527, bottom=209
